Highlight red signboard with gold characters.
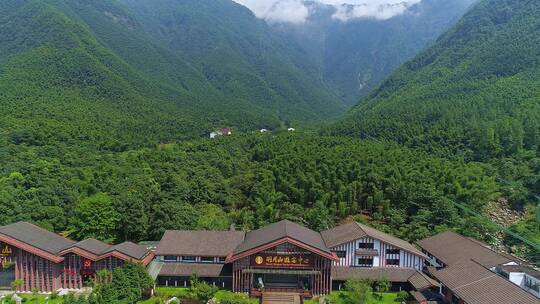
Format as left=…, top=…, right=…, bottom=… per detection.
left=251, top=254, right=313, bottom=268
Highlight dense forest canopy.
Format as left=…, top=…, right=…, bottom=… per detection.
left=0, top=134, right=500, bottom=243
left=328, top=0, right=540, bottom=262
left=0, top=0, right=538, bottom=267
left=331, top=0, right=540, bottom=163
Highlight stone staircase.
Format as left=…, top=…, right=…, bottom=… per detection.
left=262, top=292, right=301, bottom=304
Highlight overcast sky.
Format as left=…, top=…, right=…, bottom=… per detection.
left=232, top=0, right=422, bottom=24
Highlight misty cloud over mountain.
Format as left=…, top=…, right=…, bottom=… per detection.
left=232, top=0, right=422, bottom=23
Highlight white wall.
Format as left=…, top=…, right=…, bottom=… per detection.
left=330, top=237, right=424, bottom=270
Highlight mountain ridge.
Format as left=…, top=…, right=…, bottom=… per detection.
left=331, top=0, right=540, bottom=161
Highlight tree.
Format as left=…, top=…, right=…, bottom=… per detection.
left=188, top=274, right=218, bottom=303
left=396, top=290, right=409, bottom=302
left=70, top=193, right=120, bottom=242
left=374, top=277, right=390, bottom=293
left=116, top=192, right=149, bottom=242
left=344, top=279, right=372, bottom=304
left=92, top=262, right=153, bottom=303
left=305, top=201, right=332, bottom=231
left=196, top=204, right=231, bottom=230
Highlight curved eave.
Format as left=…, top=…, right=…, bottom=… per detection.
left=0, top=233, right=64, bottom=263
left=226, top=237, right=338, bottom=263
left=59, top=246, right=152, bottom=264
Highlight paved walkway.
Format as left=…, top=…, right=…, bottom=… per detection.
left=262, top=292, right=301, bottom=304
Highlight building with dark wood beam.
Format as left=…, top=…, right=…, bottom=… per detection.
left=153, top=220, right=433, bottom=297
left=0, top=222, right=154, bottom=292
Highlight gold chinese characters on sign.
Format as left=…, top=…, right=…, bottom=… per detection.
left=252, top=254, right=312, bottom=268
left=0, top=245, right=12, bottom=257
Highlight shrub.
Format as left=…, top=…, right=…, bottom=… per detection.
left=10, top=279, right=23, bottom=291
left=188, top=274, right=218, bottom=303
left=216, top=292, right=252, bottom=304
left=396, top=290, right=409, bottom=302
left=344, top=279, right=372, bottom=304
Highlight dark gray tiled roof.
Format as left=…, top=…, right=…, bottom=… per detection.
left=332, top=266, right=417, bottom=282
left=321, top=222, right=367, bottom=248
left=322, top=222, right=427, bottom=258
left=0, top=222, right=75, bottom=254
left=0, top=222, right=150, bottom=261
left=69, top=239, right=111, bottom=255
left=233, top=220, right=330, bottom=255
left=107, top=242, right=151, bottom=260
left=159, top=263, right=228, bottom=277
left=407, top=271, right=440, bottom=290
left=67, top=239, right=150, bottom=260
left=157, top=230, right=245, bottom=257
left=429, top=260, right=540, bottom=304
left=417, top=231, right=515, bottom=267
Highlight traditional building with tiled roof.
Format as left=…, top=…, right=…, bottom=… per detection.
left=152, top=220, right=433, bottom=297
left=0, top=222, right=154, bottom=292
left=417, top=231, right=540, bottom=304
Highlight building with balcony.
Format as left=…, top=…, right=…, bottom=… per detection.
left=152, top=220, right=435, bottom=297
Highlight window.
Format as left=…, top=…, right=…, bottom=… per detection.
left=358, top=243, right=374, bottom=249
left=218, top=257, right=226, bottom=263
left=386, top=248, right=400, bottom=255
left=333, top=251, right=346, bottom=258
left=452, top=294, right=460, bottom=304
left=182, top=256, right=196, bottom=262
left=386, top=259, right=399, bottom=266
left=200, top=257, right=215, bottom=263
left=526, top=277, right=540, bottom=292
left=163, top=256, right=178, bottom=262
left=357, top=258, right=373, bottom=267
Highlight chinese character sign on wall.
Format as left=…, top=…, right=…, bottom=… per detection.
left=252, top=254, right=313, bottom=268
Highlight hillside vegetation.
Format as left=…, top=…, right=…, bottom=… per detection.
left=118, top=0, right=346, bottom=122
left=332, top=0, right=540, bottom=162
left=1, top=133, right=500, bottom=247
left=0, top=0, right=348, bottom=155
left=330, top=0, right=540, bottom=204
left=0, top=0, right=537, bottom=264
left=329, top=0, right=540, bottom=261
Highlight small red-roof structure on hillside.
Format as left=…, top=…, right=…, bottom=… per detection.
left=210, top=128, right=232, bottom=139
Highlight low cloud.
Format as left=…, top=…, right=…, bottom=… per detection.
left=233, top=0, right=309, bottom=24
left=331, top=1, right=420, bottom=21
left=233, top=0, right=423, bottom=23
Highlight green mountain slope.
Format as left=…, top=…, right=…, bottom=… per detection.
left=332, top=0, right=540, bottom=162
left=118, top=0, right=346, bottom=122
left=0, top=0, right=286, bottom=151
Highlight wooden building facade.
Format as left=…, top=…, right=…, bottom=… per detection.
left=0, top=222, right=154, bottom=292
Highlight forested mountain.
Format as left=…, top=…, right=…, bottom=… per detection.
left=0, top=0, right=283, bottom=152
left=332, top=0, right=540, bottom=162
left=0, top=0, right=346, bottom=153
left=329, top=0, right=540, bottom=260
left=0, top=0, right=537, bottom=265
left=116, top=0, right=346, bottom=122
left=270, top=0, right=477, bottom=105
